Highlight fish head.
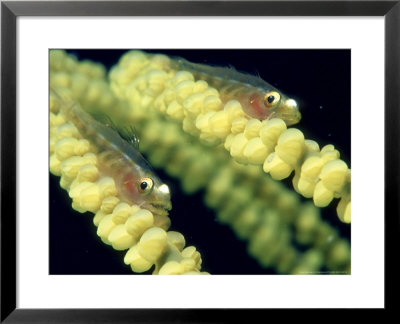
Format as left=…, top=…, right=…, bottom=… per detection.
left=247, top=90, right=301, bottom=126
left=264, top=91, right=301, bottom=126
left=141, top=175, right=172, bottom=217
left=118, top=169, right=172, bottom=217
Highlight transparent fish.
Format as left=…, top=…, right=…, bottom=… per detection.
left=171, top=57, right=301, bottom=125
left=51, top=89, right=172, bottom=219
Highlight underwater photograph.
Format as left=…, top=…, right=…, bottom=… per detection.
left=49, top=49, right=351, bottom=275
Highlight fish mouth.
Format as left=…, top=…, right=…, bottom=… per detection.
left=274, top=99, right=301, bottom=126
left=279, top=110, right=302, bottom=126
left=143, top=201, right=172, bottom=217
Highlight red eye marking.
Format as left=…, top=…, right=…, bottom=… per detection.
left=249, top=92, right=259, bottom=105
left=123, top=173, right=136, bottom=195
left=249, top=93, right=265, bottom=119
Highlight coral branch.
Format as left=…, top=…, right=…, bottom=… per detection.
left=109, top=50, right=351, bottom=224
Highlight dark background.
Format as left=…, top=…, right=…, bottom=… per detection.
left=50, top=49, right=351, bottom=275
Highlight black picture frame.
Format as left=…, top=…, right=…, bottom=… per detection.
left=1, top=0, right=399, bottom=322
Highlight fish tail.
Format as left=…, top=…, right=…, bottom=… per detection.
left=50, top=87, right=98, bottom=142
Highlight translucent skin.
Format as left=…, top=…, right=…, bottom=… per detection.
left=172, top=58, right=301, bottom=126
left=243, top=91, right=301, bottom=126
left=54, top=89, right=172, bottom=217
left=112, top=165, right=171, bottom=217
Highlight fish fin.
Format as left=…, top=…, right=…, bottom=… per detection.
left=118, top=124, right=140, bottom=150
left=92, top=112, right=140, bottom=150
left=91, top=112, right=116, bottom=129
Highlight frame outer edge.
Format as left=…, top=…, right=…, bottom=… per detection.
left=385, top=1, right=400, bottom=312
left=1, top=1, right=17, bottom=322
left=2, top=1, right=399, bottom=16
left=0, top=0, right=398, bottom=322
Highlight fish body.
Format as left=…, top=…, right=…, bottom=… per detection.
left=171, top=57, right=301, bottom=125
left=52, top=89, right=172, bottom=218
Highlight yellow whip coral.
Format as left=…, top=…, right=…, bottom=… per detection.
left=110, top=50, right=351, bottom=224
left=50, top=71, right=206, bottom=275
left=50, top=49, right=351, bottom=275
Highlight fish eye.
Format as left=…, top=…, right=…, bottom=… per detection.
left=264, top=91, right=281, bottom=109
left=138, top=177, right=154, bottom=195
